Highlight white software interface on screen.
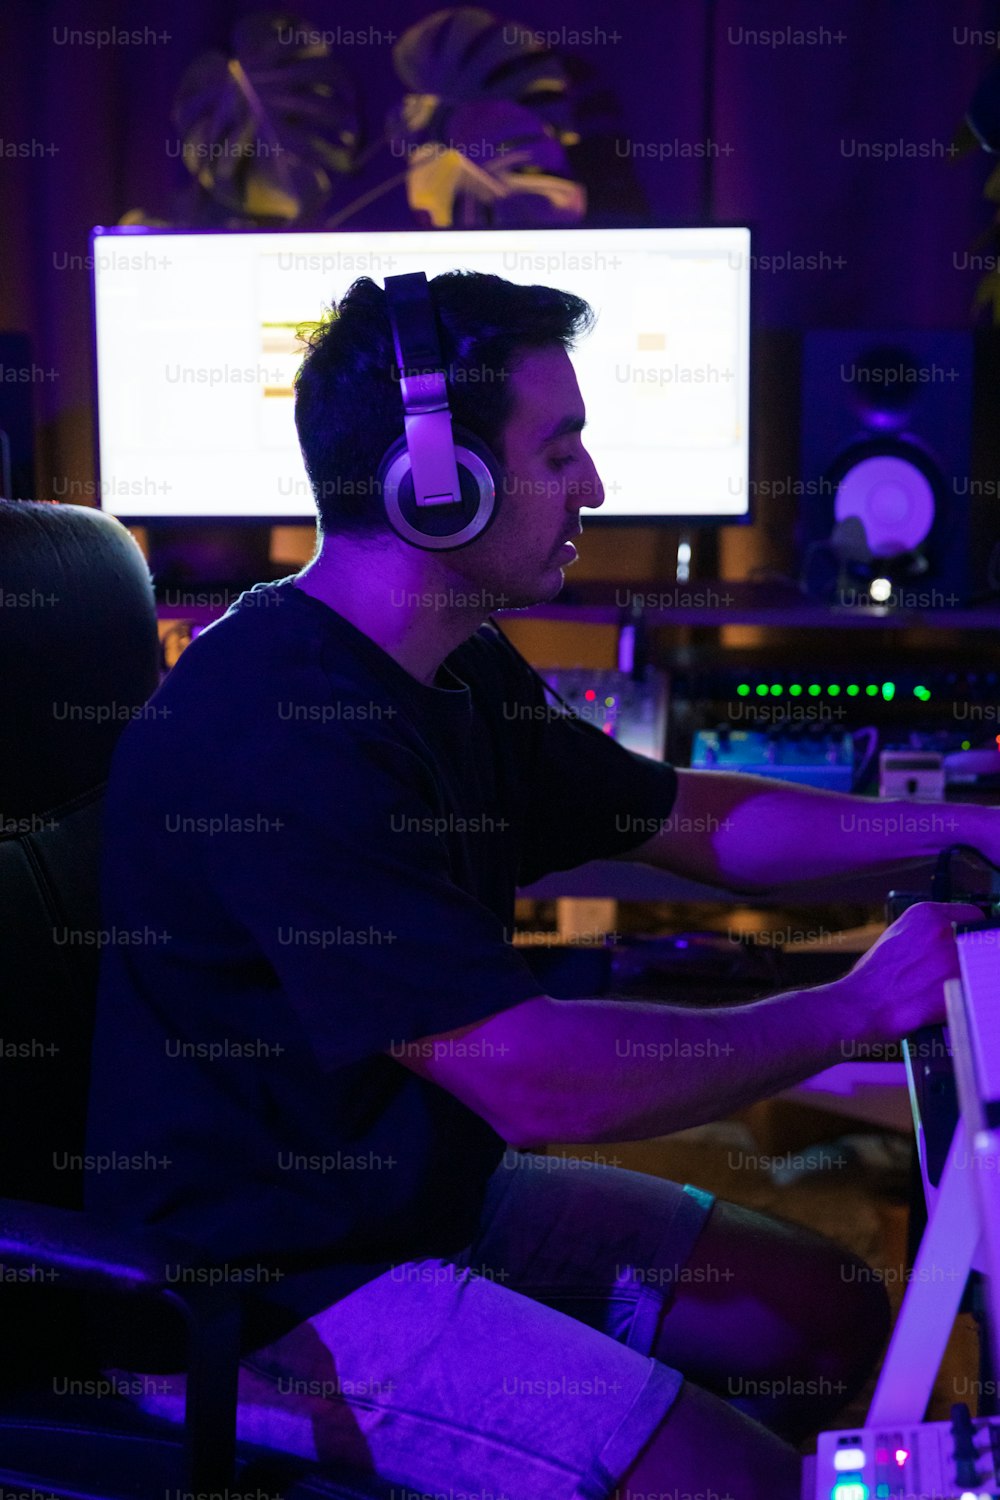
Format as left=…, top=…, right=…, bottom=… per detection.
left=91, top=226, right=750, bottom=521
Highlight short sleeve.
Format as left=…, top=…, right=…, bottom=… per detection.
left=492, top=635, right=678, bottom=886
left=197, top=714, right=544, bottom=1070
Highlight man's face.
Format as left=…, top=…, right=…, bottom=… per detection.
left=448, top=344, right=604, bottom=608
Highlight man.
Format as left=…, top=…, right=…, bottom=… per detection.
left=87, top=271, right=988, bottom=1499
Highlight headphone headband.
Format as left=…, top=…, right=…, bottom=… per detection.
left=384, top=273, right=462, bottom=510
left=384, top=271, right=444, bottom=375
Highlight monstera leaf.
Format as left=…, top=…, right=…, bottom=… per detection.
left=407, top=100, right=585, bottom=227
left=392, top=6, right=576, bottom=141
left=172, top=12, right=359, bottom=222
left=389, top=7, right=583, bottom=228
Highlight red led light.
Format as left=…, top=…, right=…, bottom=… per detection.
left=894, top=1448, right=908, bottom=1465
left=584, top=689, right=597, bottom=701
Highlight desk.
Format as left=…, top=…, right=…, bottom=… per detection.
left=518, top=856, right=942, bottom=907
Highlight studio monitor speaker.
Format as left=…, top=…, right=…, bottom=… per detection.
left=797, top=330, right=1000, bottom=603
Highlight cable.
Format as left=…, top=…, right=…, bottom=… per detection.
left=851, top=726, right=879, bottom=793
left=487, top=615, right=586, bottom=724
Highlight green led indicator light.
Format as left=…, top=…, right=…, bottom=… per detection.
left=789, top=684, right=803, bottom=696
left=847, top=684, right=860, bottom=697
left=756, top=684, right=768, bottom=697
left=831, top=1483, right=869, bottom=1500
left=771, top=684, right=783, bottom=696
left=737, top=684, right=749, bottom=697
left=808, top=684, right=821, bottom=697
left=882, top=682, right=896, bottom=702
left=866, top=684, right=879, bottom=697
left=914, top=686, right=931, bottom=702
left=604, top=696, right=615, bottom=708
left=962, top=740, right=971, bottom=750
left=828, top=685, right=841, bottom=697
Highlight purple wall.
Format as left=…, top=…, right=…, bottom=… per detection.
left=0, top=0, right=998, bottom=498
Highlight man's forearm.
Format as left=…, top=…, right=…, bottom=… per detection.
left=400, top=903, right=967, bottom=1149
left=501, top=979, right=861, bottom=1147
left=642, top=768, right=977, bottom=892
left=707, top=777, right=969, bottom=890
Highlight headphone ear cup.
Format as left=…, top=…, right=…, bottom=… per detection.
left=379, top=426, right=505, bottom=551
left=452, top=426, right=505, bottom=503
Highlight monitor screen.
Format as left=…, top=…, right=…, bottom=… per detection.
left=91, top=225, right=751, bottom=524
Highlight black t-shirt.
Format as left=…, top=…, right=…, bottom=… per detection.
left=85, top=577, right=678, bottom=1345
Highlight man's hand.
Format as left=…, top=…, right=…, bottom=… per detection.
left=844, top=900, right=984, bottom=1043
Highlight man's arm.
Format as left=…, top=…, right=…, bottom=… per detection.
left=609, top=766, right=993, bottom=893
left=392, top=902, right=979, bottom=1147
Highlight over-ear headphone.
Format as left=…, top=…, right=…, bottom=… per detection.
left=377, top=272, right=505, bottom=550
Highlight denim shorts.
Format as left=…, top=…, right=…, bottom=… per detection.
left=119, top=1153, right=715, bottom=1500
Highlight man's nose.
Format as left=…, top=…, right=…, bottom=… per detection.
left=570, top=455, right=604, bottom=511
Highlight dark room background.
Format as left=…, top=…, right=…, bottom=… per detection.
left=2, top=0, right=999, bottom=593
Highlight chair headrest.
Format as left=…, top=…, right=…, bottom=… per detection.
left=0, top=502, right=160, bottom=819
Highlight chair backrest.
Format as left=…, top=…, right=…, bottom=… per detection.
left=0, top=501, right=160, bottom=1207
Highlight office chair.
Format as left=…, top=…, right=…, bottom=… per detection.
left=0, top=500, right=394, bottom=1500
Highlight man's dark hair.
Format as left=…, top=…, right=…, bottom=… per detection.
left=293, top=269, right=594, bottom=537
